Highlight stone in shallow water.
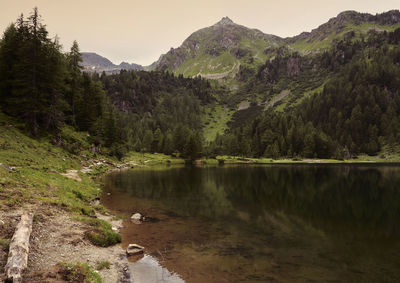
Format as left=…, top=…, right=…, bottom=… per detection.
left=126, top=244, right=144, bottom=256
left=131, top=213, right=142, bottom=220
left=131, top=213, right=142, bottom=224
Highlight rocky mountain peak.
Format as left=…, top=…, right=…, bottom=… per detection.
left=215, top=17, right=234, bottom=26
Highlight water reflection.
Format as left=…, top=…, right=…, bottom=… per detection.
left=130, top=255, right=184, bottom=283
left=102, top=165, right=400, bottom=282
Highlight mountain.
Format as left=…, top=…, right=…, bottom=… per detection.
left=81, top=52, right=143, bottom=73
left=153, top=11, right=400, bottom=83
left=155, top=17, right=282, bottom=82
left=286, top=10, right=400, bottom=53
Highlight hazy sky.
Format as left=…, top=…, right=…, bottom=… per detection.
left=0, top=0, right=399, bottom=65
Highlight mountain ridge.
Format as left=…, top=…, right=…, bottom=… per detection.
left=151, top=10, right=400, bottom=81
left=81, top=52, right=143, bottom=73
left=287, top=10, right=400, bottom=43
left=81, top=10, right=400, bottom=81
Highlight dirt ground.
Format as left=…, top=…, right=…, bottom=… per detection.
left=0, top=205, right=130, bottom=283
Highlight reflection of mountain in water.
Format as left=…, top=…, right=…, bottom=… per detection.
left=103, top=165, right=400, bottom=282
left=104, top=165, right=400, bottom=240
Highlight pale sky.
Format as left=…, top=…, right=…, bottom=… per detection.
left=0, top=0, right=399, bottom=66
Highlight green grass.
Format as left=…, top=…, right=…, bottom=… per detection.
left=202, top=104, right=234, bottom=142
left=76, top=217, right=121, bottom=247
left=175, top=51, right=237, bottom=78
left=239, top=37, right=273, bottom=63
left=0, top=238, right=10, bottom=251
left=290, top=22, right=400, bottom=53
left=59, top=262, right=102, bottom=283
left=0, top=112, right=121, bottom=250
left=203, top=152, right=400, bottom=164
left=96, top=261, right=111, bottom=270
left=122, top=152, right=185, bottom=165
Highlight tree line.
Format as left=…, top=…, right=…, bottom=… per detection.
left=0, top=8, right=209, bottom=160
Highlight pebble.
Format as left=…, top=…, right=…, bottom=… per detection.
left=0, top=219, right=4, bottom=225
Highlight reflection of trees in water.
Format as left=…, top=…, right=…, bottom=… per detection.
left=223, top=166, right=400, bottom=239
left=104, top=166, right=400, bottom=239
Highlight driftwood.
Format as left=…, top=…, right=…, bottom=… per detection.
left=5, top=211, right=34, bottom=283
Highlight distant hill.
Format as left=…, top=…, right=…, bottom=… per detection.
left=81, top=52, right=143, bottom=73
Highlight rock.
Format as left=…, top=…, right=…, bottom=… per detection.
left=126, top=244, right=144, bottom=256
left=131, top=213, right=142, bottom=224
left=80, top=167, right=93, bottom=174
left=107, top=193, right=111, bottom=196
left=105, top=160, right=115, bottom=166
left=0, top=219, right=4, bottom=225
left=91, top=197, right=100, bottom=206
left=0, top=163, right=16, bottom=172
left=60, top=170, right=82, bottom=182
left=131, top=213, right=142, bottom=220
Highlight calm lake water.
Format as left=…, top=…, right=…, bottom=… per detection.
left=101, top=165, right=400, bottom=282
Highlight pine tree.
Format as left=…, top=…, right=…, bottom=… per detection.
left=2, top=8, right=67, bottom=135
left=66, top=40, right=83, bottom=126
left=142, top=130, right=154, bottom=152
left=184, top=132, right=202, bottom=160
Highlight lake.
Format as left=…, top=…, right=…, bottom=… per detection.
left=101, top=164, right=400, bottom=282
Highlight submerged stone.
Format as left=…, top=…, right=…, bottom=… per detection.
left=126, top=244, right=144, bottom=256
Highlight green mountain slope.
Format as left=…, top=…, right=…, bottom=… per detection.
left=155, top=17, right=282, bottom=83
left=209, top=26, right=400, bottom=158
left=154, top=10, right=400, bottom=86
left=286, top=10, right=400, bottom=53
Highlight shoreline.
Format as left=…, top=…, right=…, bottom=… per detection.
left=2, top=146, right=400, bottom=282
left=0, top=157, right=132, bottom=282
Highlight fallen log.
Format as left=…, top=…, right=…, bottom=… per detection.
left=5, top=211, right=34, bottom=283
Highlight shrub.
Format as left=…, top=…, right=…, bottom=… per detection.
left=80, top=217, right=121, bottom=247
left=59, top=262, right=102, bottom=283
left=96, top=261, right=111, bottom=270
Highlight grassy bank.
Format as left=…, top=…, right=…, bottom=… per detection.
left=203, top=154, right=400, bottom=165
left=0, top=112, right=121, bottom=281
left=0, top=112, right=118, bottom=220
